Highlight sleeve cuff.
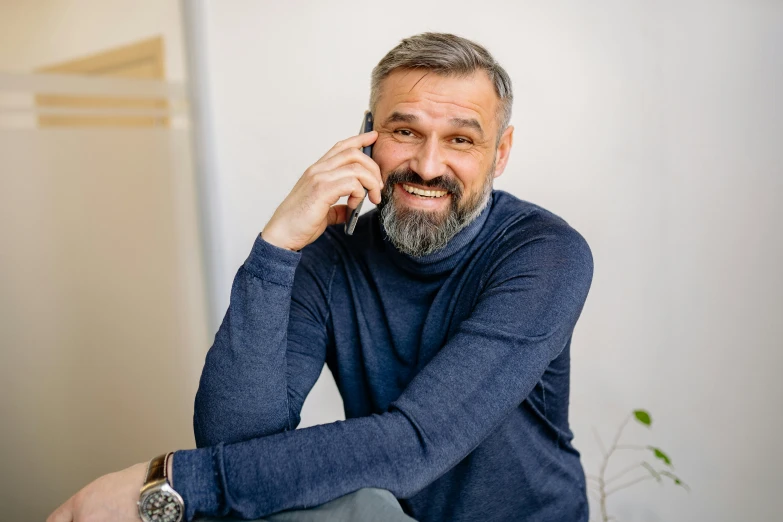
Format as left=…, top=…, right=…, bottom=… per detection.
left=243, top=233, right=302, bottom=287
left=172, top=445, right=226, bottom=521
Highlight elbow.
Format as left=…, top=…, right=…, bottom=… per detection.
left=193, top=394, right=221, bottom=448
left=192, top=385, right=292, bottom=446
left=192, top=384, right=242, bottom=448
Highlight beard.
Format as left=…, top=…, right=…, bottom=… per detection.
left=376, top=160, right=495, bottom=257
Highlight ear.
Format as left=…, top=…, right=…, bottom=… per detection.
left=492, top=125, right=514, bottom=179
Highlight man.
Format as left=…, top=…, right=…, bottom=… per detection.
left=48, top=32, right=594, bottom=522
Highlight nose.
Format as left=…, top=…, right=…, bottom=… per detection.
left=409, top=137, right=448, bottom=182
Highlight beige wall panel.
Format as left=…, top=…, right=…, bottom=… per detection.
left=0, top=128, right=208, bottom=520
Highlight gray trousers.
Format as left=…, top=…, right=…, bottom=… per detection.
left=195, top=488, right=416, bottom=522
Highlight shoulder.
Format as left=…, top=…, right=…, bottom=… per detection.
left=483, top=191, right=594, bottom=285
left=489, top=190, right=592, bottom=260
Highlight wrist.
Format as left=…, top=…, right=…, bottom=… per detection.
left=260, top=227, right=297, bottom=252
left=139, top=452, right=184, bottom=522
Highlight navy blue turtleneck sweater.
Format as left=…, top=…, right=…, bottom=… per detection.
left=172, top=190, right=594, bottom=521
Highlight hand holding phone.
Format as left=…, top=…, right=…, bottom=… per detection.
left=260, top=112, right=380, bottom=252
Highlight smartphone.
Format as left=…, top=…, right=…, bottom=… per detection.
left=344, top=110, right=374, bottom=235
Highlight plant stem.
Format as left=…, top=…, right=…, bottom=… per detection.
left=596, top=414, right=633, bottom=522
left=593, top=427, right=607, bottom=457
left=605, top=474, right=655, bottom=496
left=605, top=461, right=645, bottom=485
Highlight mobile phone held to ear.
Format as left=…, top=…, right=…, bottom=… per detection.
left=344, top=111, right=374, bottom=236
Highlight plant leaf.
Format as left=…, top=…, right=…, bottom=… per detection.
left=647, top=446, right=673, bottom=466
left=659, top=471, right=691, bottom=492
left=633, top=409, right=652, bottom=426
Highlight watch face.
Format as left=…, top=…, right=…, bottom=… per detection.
left=140, top=489, right=183, bottom=522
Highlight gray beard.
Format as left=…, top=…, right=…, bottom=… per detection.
left=378, top=162, right=495, bottom=258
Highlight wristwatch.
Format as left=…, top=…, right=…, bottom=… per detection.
left=138, top=452, right=185, bottom=522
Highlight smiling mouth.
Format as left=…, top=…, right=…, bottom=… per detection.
left=401, top=183, right=449, bottom=198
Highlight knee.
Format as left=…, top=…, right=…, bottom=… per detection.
left=352, top=488, right=401, bottom=506
left=354, top=488, right=396, bottom=499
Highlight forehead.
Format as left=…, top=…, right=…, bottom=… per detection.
left=375, top=69, right=498, bottom=131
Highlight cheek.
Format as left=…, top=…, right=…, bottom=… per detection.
left=450, top=156, right=487, bottom=191
left=373, top=136, right=410, bottom=173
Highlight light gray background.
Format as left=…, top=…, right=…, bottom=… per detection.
left=186, top=1, right=783, bottom=521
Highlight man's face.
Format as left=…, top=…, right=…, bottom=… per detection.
left=372, top=69, right=513, bottom=256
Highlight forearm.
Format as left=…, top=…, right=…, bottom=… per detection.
left=194, top=234, right=302, bottom=447
left=175, top=408, right=434, bottom=521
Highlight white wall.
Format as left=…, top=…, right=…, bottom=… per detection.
left=188, top=1, right=783, bottom=520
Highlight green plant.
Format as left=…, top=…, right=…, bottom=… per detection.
left=586, top=409, right=690, bottom=522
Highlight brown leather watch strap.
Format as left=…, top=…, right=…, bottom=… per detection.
left=145, top=453, right=168, bottom=485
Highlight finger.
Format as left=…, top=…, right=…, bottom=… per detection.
left=318, top=131, right=378, bottom=163
left=326, top=204, right=349, bottom=226
left=345, top=180, right=368, bottom=210
left=317, top=165, right=382, bottom=206
left=314, top=147, right=382, bottom=183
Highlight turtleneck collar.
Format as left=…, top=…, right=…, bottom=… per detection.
left=377, top=191, right=495, bottom=276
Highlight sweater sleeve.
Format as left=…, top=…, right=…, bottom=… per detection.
left=174, top=224, right=594, bottom=521
left=192, top=233, right=332, bottom=448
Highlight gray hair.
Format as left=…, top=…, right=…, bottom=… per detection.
left=369, top=32, right=513, bottom=139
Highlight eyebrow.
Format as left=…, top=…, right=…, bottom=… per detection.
left=383, top=111, right=485, bottom=138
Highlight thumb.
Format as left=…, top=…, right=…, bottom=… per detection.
left=327, top=204, right=350, bottom=226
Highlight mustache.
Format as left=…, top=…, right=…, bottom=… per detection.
left=384, top=168, right=462, bottom=198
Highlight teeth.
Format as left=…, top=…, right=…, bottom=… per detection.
left=402, top=184, right=448, bottom=198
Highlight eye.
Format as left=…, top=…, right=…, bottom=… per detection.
left=453, top=137, right=473, bottom=145
left=394, top=129, right=414, bottom=137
